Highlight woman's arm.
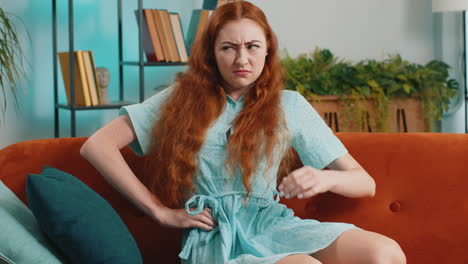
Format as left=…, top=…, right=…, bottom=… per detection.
left=322, top=153, right=376, bottom=198
left=278, top=153, right=375, bottom=199
left=80, top=115, right=166, bottom=221
left=80, top=115, right=217, bottom=230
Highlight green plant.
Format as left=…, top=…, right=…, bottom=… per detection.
left=281, top=48, right=459, bottom=132
left=0, top=7, right=28, bottom=117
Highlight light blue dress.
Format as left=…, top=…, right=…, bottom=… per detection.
left=119, top=85, right=359, bottom=264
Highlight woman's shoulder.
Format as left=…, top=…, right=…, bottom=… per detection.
left=142, top=83, right=177, bottom=108
left=280, top=90, right=303, bottom=109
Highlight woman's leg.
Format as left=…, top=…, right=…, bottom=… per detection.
left=311, top=228, right=406, bottom=264
left=277, top=254, right=322, bottom=264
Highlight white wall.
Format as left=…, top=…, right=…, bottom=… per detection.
left=250, top=0, right=434, bottom=64
left=250, top=0, right=465, bottom=133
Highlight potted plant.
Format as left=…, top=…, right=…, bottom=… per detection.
left=0, top=7, right=28, bottom=119
left=281, top=48, right=459, bottom=132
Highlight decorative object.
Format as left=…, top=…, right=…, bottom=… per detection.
left=26, top=166, right=142, bottom=264
left=281, top=48, right=459, bottom=132
left=96, top=67, right=110, bottom=104
left=432, top=0, right=468, bottom=133
left=0, top=7, right=28, bottom=118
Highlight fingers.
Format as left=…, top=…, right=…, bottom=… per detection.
left=187, top=207, right=217, bottom=231
left=279, top=166, right=322, bottom=199
left=197, top=210, right=217, bottom=227
left=298, top=186, right=323, bottom=199
left=279, top=169, right=308, bottom=198
left=190, top=220, right=215, bottom=231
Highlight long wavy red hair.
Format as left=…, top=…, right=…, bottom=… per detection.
left=143, top=1, right=298, bottom=208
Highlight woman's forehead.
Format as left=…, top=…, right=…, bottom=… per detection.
left=215, top=18, right=266, bottom=43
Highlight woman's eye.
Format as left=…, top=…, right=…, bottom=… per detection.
left=222, top=46, right=233, bottom=51
left=248, top=45, right=259, bottom=49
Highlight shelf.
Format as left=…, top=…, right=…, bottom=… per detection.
left=121, top=61, right=189, bottom=66
left=53, top=0, right=191, bottom=137
left=56, top=101, right=135, bottom=111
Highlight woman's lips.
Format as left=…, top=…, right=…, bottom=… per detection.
left=233, top=70, right=250, bottom=76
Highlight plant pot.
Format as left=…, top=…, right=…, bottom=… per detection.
left=308, top=96, right=429, bottom=132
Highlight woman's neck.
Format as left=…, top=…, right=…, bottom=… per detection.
left=223, top=83, right=253, bottom=102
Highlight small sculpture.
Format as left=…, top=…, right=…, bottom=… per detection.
left=96, top=67, right=110, bottom=104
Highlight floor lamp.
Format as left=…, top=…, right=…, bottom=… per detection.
left=432, top=0, right=468, bottom=133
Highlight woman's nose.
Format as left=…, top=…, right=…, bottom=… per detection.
left=235, top=48, right=249, bottom=66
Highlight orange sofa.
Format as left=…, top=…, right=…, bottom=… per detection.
left=1, top=133, right=467, bottom=263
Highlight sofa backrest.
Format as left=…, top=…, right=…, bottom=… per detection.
left=1, top=133, right=467, bottom=263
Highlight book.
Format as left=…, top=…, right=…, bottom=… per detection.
left=203, top=0, right=239, bottom=9
left=87, top=51, right=103, bottom=104
left=58, top=51, right=86, bottom=106
left=158, top=9, right=180, bottom=62
left=169, top=12, right=188, bottom=63
left=135, top=9, right=165, bottom=62
left=186, top=9, right=211, bottom=55
left=152, top=9, right=171, bottom=62
left=76, top=51, right=92, bottom=106
left=82, top=51, right=99, bottom=106
left=203, top=0, right=218, bottom=10
left=217, top=0, right=237, bottom=8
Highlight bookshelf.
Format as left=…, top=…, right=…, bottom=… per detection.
left=52, top=0, right=189, bottom=137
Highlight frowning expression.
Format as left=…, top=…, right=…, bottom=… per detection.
left=214, top=18, right=268, bottom=92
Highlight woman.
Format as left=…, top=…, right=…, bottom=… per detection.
left=80, top=1, right=406, bottom=263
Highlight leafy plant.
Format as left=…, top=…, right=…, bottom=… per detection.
left=0, top=7, right=28, bottom=117
left=281, top=48, right=459, bottom=132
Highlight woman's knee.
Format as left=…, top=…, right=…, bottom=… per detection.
left=276, top=254, right=322, bottom=264
left=369, top=238, right=406, bottom=264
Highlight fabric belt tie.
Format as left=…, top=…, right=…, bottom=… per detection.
left=178, top=195, right=222, bottom=260
left=178, top=190, right=280, bottom=260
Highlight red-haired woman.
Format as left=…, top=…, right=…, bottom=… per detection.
left=81, top=1, right=406, bottom=263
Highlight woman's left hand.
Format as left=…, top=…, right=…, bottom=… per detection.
left=278, top=166, right=333, bottom=199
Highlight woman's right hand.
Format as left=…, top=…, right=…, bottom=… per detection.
left=155, top=207, right=217, bottom=231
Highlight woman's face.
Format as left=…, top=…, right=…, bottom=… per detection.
left=214, top=18, right=268, bottom=92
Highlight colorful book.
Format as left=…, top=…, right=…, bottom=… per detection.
left=203, top=0, right=235, bottom=9
left=158, top=9, right=180, bottom=62
left=152, top=9, right=171, bottom=62
left=169, top=12, right=188, bottom=62
left=82, top=51, right=99, bottom=106
left=134, top=10, right=165, bottom=62
left=75, top=51, right=92, bottom=106
left=87, top=51, right=102, bottom=104
left=58, top=51, right=86, bottom=106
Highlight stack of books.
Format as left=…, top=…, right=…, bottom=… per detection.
left=137, top=9, right=215, bottom=62
left=137, top=9, right=188, bottom=63
left=58, top=51, right=102, bottom=107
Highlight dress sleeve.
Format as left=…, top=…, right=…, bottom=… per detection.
left=291, top=92, right=348, bottom=170
left=118, top=86, right=174, bottom=156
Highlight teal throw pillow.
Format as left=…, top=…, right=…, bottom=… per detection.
left=26, top=166, right=142, bottom=264
left=0, top=180, right=64, bottom=264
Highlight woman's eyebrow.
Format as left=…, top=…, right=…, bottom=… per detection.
left=220, top=40, right=262, bottom=45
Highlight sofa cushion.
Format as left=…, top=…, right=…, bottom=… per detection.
left=0, top=180, right=64, bottom=264
left=26, top=166, right=142, bottom=264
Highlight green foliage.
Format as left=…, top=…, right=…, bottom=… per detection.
left=0, top=7, right=28, bottom=117
left=281, top=48, right=459, bottom=132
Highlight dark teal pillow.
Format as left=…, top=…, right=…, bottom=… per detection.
left=26, top=166, right=142, bottom=264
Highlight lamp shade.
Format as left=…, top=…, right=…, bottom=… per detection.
left=432, top=0, right=468, bottom=12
